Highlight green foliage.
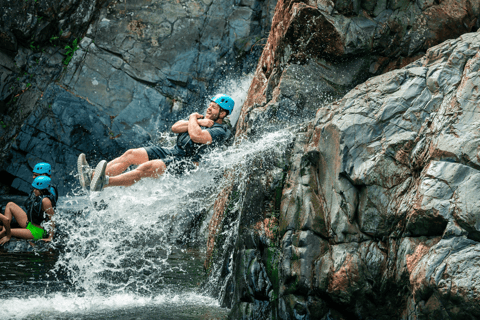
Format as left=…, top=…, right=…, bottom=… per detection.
left=29, top=41, right=39, bottom=52
left=0, top=121, right=6, bottom=129
left=63, top=38, right=80, bottom=66
left=26, top=83, right=32, bottom=89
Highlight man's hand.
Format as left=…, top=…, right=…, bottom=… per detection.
left=188, top=113, right=213, bottom=144
left=189, top=112, right=204, bottom=120
left=0, top=235, right=11, bottom=245
left=198, top=119, right=214, bottom=127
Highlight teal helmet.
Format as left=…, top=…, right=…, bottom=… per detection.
left=33, top=162, right=51, bottom=175
left=211, top=94, right=234, bottom=115
left=32, top=176, right=51, bottom=190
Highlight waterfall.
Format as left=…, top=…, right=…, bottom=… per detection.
left=0, top=75, right=294, bottom=319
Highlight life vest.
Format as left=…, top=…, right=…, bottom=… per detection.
left=23, top=192, right=56, bottom=226
left=50, top=185, right=59, bottom=203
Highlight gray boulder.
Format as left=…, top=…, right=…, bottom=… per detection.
left=214, top=7, right=480, bottom=318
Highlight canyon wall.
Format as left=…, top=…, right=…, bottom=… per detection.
left=205, top=1, right=480, bottom=319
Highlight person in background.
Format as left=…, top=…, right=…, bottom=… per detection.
left=32, top=162, right=58, bottom=202
left=78, top=94, right=234, bottom=191
left=0, top=176, right=56, bottom=245
left=1, top=162, right=58, bottom=230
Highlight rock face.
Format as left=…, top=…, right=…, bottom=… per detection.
left=204, top=1, right=480, bottom=319
left=236, top=0, right=480, bottom=137
left=222, top=27, right=480, bottom=320
left=0, top=0, right=277, bottom=195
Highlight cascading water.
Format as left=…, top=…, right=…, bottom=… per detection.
left=0, top=75, right=295, bottom=319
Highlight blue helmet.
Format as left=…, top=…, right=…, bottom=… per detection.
left=32, top=176, right=51, bottom=190
left=211, top=94, right=234, bottom=115
left=33, top=162, right=51, bottom=175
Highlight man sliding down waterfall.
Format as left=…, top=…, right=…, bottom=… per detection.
left=77, top=94, right=234, bottom=191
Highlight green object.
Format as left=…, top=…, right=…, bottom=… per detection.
left=63, top=38, right=79, bottom=65
left=26, top=222, right=46, bottom=240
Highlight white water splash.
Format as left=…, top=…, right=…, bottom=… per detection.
left=0, top=73, right=297, bottom=319
left=206, top=74, right=254, bottom=127
left=0, top=292, right=221, bottom=319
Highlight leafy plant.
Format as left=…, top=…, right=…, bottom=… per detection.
left=29, top=41, right=39, bottom=52
left=0, top=121, right=6, bottom=129
left=63, top=38, right=79, bottom=66
left=50, top=35, right=59, bottom=44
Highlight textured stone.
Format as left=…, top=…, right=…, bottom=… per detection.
left=4, top=84, right=123, bottom=195
left=236, top=0, right=480, bottom=138
left=223, top=3, right=480, bottom=316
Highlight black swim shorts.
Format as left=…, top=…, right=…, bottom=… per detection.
left=143, top=145, right=196, bottom=175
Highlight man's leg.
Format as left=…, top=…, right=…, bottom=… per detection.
left=0, top=202, right=29, bottom=244
left=106, top=160, right=167, bottom=187
left=4, top=202, right=28, bottom=227
left=105, top=148, right=149, bottom=177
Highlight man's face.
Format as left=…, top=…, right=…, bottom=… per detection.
left=205, top=102, right=224, bottom=121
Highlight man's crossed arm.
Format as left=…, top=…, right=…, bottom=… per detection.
left=171, top=113, right=213, bottom=144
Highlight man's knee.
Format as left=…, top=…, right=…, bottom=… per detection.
left=123, top=149, right=138, bottom=158
left=6, top=202, right=17, bottom=210
left=138, top=161, right=166, bottom=176
left=123, top=148, right=147, bottom=162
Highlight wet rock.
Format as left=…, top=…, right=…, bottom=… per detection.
left=410, top=237, right=480, bottom=319
left=221, top=2, right=480, bottom=316
left=0, top=0, right=105, bottom=48
left=4, top=84, right=123, bottom=195
left=0, top=237, right=52, bottom=253
left=236, top=0, right=480, bottom=137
